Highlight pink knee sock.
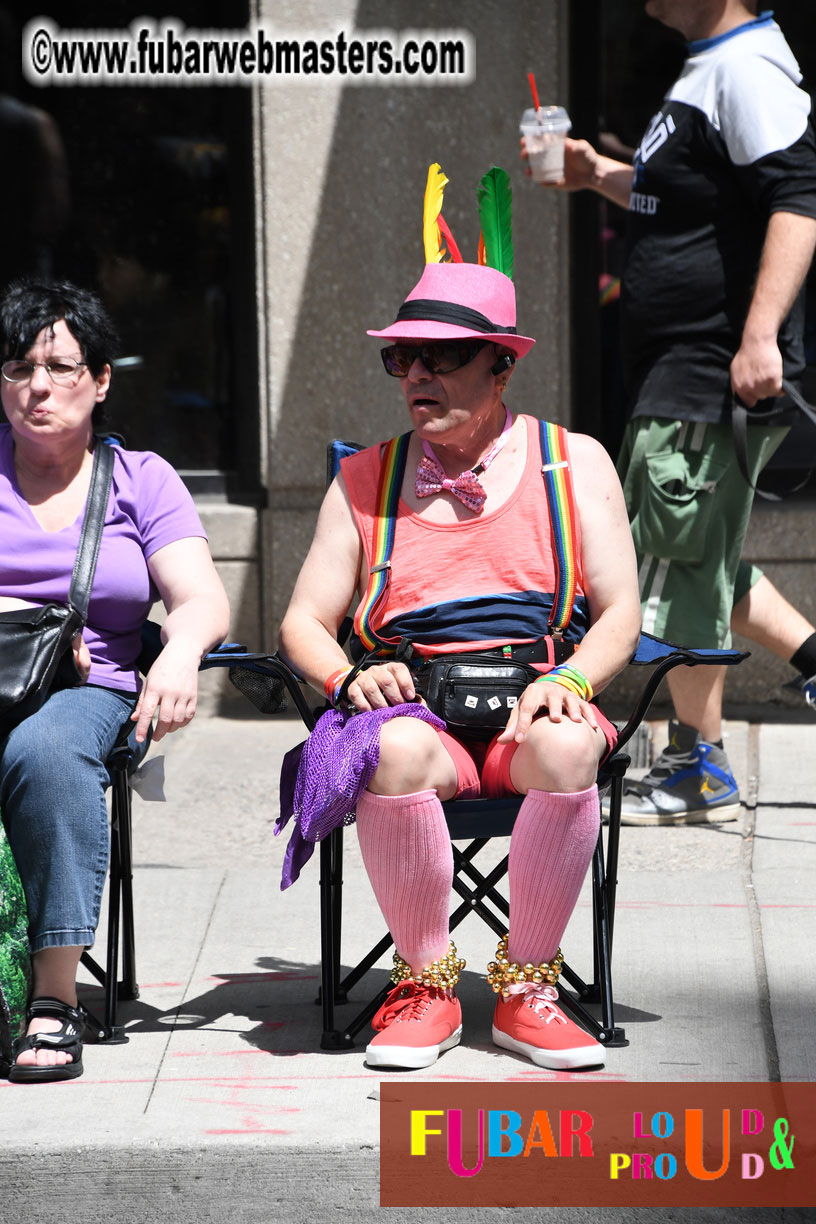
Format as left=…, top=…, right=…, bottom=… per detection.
left=355, top=789, right=452, bottom=974
left=507, top=785, right=600, bottom=965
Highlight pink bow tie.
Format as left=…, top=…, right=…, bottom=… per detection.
left=415, top=453, right=487, bottom=513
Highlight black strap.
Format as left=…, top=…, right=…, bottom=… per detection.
left=394, top=299, right=518, bottom=334
left=68, top=440, right=115, bottom=618
left=732, top=378, right=816, bottom=502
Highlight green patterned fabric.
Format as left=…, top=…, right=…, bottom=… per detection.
left=0, top=818, right=30, bottom=1073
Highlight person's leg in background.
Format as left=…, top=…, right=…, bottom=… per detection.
left=615, top=418, right=794, bottom=825
left=732, top=568, right=816, bottom=706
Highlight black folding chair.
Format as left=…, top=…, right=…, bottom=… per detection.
left=308, top=633, right=745, bottom=1051
left=78, top=632, right=278, bottom=1043
left=241, top=439, right=748, bottom=1053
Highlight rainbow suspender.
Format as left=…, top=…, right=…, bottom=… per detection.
left=356, top=421, right=578, bottom=653
left=356, top=431, right=412, bottom=653
left=538, top=419, right=578, bottom=639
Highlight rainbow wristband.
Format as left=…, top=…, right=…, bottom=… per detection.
left=323, top=667, right=352, bottom=704
left=535, top=663, right=593, bottom=702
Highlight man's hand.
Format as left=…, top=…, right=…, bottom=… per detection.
left=342, top=661, right=416, bottom=711
left=497, top=679, right=599, bottom=745
left=521, top=136, right=600, bottom=191
left=730, top=333, right=783, bottom=408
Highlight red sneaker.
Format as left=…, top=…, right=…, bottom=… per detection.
left=366, top=981, right=462, bottom=1069
left=492, top=983, right=604, bottom=1070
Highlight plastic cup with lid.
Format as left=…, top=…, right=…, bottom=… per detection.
left=520, top=105, right=572, bottom=183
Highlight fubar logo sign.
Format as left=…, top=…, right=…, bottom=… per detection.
left=380, top=1083, right=814, bottom=1208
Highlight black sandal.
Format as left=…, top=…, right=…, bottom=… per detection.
left=8, top=997, right=86, bottom=1083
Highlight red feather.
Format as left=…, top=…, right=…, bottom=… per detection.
left=438, top=214, right=463, bottom=263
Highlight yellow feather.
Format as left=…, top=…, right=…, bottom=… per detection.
left=423, top=163, right=448, bottom=263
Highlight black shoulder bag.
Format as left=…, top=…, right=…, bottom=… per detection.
left=0, top=441, right=114, bottom=735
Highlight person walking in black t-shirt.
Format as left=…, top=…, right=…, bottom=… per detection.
left=530, top=0, right=816, bottom=824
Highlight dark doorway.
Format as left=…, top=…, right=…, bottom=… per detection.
left=1, top=1, right=259, bottom=500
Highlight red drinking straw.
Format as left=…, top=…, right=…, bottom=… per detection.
left=527, top=71, right=541, bottom=113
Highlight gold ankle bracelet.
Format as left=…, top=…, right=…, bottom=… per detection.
left=486, top=934, right=564, bottom=999
left=391, top=940, right=466, bottom=989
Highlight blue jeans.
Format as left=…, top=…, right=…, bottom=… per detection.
left=0, top=685, right=137, bottom=954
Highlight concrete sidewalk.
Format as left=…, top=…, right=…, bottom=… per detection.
left=1, top=712, right=814, bottom=1223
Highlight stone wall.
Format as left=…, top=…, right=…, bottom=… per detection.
left=254, top=0, right=569, bottom=648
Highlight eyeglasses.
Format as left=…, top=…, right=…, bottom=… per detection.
left=380, top=340, right=488, bottom=378
left=1, top=358, right=87, bottom=385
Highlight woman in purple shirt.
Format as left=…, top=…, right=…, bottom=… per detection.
left=0, top=279, right=230, bottom=1082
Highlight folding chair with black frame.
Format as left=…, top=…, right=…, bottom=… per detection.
left=77, top=628, right=304, bottom=1044
left=219, top=438, right=748, bottom=1058
left=249, top=632, right=743, bottom=1053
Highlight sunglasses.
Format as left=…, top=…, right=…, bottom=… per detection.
left=380, top=340, right=488, bottom=378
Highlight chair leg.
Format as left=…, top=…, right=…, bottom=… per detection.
left=558, top=792, right=628, bottom=1048
left=116, top=775, right=139, bottom=1005
left=99, top=768, right=132, bottom=1043
left=604, top=774, right=623, bottom=950
left=319, top=830, right=353, bottom=1048
left=449, top=844, right=510, bottom=937
left=81, top=763, right=136, bottom=1044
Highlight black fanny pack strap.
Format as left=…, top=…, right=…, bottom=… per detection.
left=69, top=440, right=115, bottom=618
left=733, top=378, right=816, bottom=502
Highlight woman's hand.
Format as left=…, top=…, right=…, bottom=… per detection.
left=497, top=679, right=598, bottom=745
left=341, top=661, right=416, bottom=712
left=71, top=632, right=91, bottom=683
left=131, top=639, right=201, bottom=743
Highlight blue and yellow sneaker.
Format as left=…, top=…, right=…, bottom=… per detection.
left=611, top=720, right=741, bottom=826
left=785, top=672, right=816, bottom=711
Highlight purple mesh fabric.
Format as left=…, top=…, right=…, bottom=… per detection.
left=275, top=703, right=445, bottom=889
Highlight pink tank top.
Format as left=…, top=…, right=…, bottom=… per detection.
left=340, top=415, right=587, bottom=657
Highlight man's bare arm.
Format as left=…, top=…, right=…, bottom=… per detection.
left=731, top=211, right=816, bottom=406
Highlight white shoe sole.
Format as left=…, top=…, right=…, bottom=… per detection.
left=618, top=801, right=741, bottom=826
left=492, top=1025, right=604, bottom=1071
left=365, top=1026, right=462, bottom=1070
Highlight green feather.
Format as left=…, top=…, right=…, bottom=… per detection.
left=477, top=167, right=513, bottom=279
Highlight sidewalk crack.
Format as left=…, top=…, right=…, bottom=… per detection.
left=741, top=723, right=780, bottom=1082
left=143, top=870, right=228, bottom=1113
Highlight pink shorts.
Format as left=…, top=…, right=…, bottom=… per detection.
left=437, top=708, right=618, bottom=800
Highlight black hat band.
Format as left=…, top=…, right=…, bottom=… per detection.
left=395, top=299, right=517, bottom=334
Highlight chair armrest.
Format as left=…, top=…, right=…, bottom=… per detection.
left=614, top=632, right=749, bottom=756
left=201, top=646, right=318, bottom=728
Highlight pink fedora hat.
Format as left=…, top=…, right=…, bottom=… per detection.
left=367, top=263, right=535, bottom=358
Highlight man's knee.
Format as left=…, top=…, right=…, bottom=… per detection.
left=512, top=717, right=602, bottom=792
left=372, top=717, right=452, bottom=794
left=378, top=717, right=439, bottom=771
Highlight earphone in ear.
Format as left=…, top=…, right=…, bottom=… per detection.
left=490, top=353, right=515, bottom=376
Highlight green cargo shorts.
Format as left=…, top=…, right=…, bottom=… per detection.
left=617, top=416, right=788, bottom=648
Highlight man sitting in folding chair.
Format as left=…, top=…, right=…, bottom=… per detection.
left=278, top=165, right=641, bottom=1072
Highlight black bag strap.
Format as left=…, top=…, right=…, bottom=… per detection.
left=732, top=378, right=816, bottom=502
left=68, top=440, right=115, bottom=618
